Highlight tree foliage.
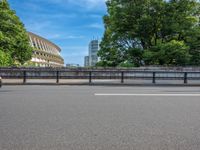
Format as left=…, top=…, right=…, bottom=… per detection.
left=0, top=0, right=33, bottom=66
left=0, top=49, right=12, bottom=66
left=143, top=40, right=190, bottom=66
left=98, top=0, right=200, bottom=67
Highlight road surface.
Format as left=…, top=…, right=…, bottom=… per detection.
left=1, top=85, right=200, bottom=150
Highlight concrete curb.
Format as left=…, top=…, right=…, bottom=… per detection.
left=2, top=82, right=200, bottom=87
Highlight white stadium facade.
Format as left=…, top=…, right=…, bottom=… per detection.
left=28, top=32, right=64, bottom=67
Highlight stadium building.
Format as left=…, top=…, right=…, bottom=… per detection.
left=28, top=32, right=64, bottom=67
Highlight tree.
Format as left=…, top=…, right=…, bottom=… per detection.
left=185, top=27, right=200, bottom=65
left=0, top=0, right=32, bottom=66
left=0, top=49, right=12, bottom=66
left=98, top=0, right=200, bottom=67
left=143, top=40, right=190, bottom=66
left=98, top=0, right=151, bottom=66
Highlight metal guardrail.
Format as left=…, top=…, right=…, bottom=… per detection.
left=0, top=68, right=200, bottom=85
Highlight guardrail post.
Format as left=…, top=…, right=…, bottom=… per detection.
left=0, top=76, right=2, bottom=88
left=56, top=71, right=59, bottom=83
left=89, top=71, right=92, bottom=84
left=184, top=72, right=188, bottom=84
left=23, top=71, right=27, bottom=84
left=152, top=72, right=156, bottom=84
left=121, top=72, right=124, bottom=83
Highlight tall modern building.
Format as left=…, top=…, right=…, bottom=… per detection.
left=84, top=56, right=89, bottom=67
left=88, top=40, right=99, bottom=66
left=28, top=32, right=64, bottom=67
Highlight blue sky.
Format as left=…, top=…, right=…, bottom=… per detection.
left=8, top=0, right=107, bottom=66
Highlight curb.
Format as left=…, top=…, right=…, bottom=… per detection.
left=2, top=82, right=200, bottom=87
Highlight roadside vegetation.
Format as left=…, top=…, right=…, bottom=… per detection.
left=0, top=0, right=32, bottom=67
left=97, top=0, right=200, bottom=67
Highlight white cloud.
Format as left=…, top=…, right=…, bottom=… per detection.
left=25, top=21, right=52, bottom=33
left=88, top=14, right=103, bottom=19
left=23, top=2, right=42, bottom=11
left=44, top=33, right=85, bottom=40
left=68, top=0, right=106, bottom=9
left=32, top=0, right=106, bottom=10
left=34, top=13, right=78, bottom=19
left=64, top=35, right=85, bottom=39
left=86, top=23, right=103, bottom=29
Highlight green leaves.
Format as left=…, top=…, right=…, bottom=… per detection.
left=143, top=40, right=190, bottom=66
left=0, top=0, right=33, bottom=66
left=99, top=0, right=200, bottom=67
left=186, top=27, right=200, bottom=65
left=0, top=49, right=12, bottom=66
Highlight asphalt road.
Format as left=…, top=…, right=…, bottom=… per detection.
left=1, top=86, right=200, bottom=150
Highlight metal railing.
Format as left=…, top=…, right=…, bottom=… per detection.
left=0, top=68, right=200, bottom=85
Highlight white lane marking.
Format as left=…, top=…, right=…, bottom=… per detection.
left=95, top=93, right=200, bottom=96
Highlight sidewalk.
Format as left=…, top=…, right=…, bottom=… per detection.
left=1, top=78, right=200, bottom=86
